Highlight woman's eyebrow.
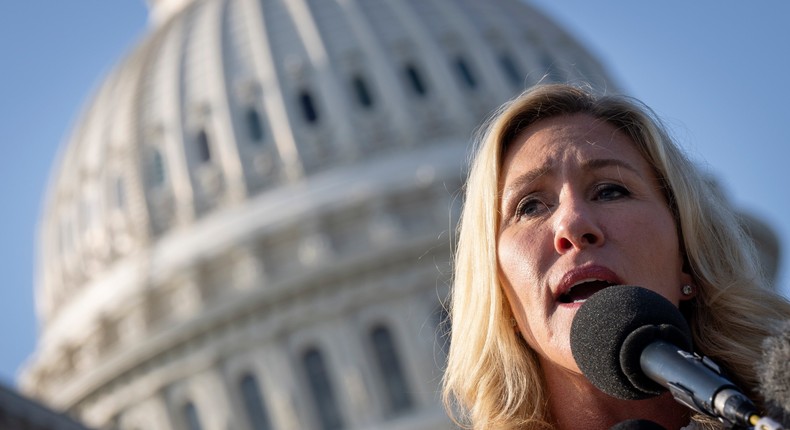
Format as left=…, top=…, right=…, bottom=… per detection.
left=581, top=158, right=643, bottom=179
left=500, top=164, right=552, bottom=203
left=500, top=158, right=642, bottom=203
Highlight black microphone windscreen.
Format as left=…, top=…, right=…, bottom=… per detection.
left=570, top=286, right=693, bottom=400
left=758, top=320, right=790, bottom=424
left=609, top=419, right=667, bottom=430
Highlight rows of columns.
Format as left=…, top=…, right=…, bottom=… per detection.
left=91, top=289, right=444, bottom=430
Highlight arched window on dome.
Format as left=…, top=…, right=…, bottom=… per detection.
left=302, top=347, right=344, bottom=430
left=453, top=56, right=477, bottom=89
left=350, top=74, right=374, bottom=108
left=369, top=325, right=413, bottom=415
left=195, top=128, right=212, bottom=163
left=403, top=63, right=428, bottom=97
left=239, top=373, right=273, bottom=430
left=298, top=90, right=320, bottom=124
left=151, top=148, right=167, bottom=186
left=498, top=53, right=524, bottom=87
left=245, top=106, right=265, bottom=144
left=181, top=401, right=203, bottom=430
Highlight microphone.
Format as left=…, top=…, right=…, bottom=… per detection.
left=570, top=286, right=784, bottom=429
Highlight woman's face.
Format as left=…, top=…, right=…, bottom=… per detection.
left=497, top=113, right=693, bottom=375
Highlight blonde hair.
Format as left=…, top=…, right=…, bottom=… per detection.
left=442, top=84, right=790, bottom=429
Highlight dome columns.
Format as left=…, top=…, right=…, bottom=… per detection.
left=156, top=17, right=199, bottom=228
left=384, top=1, right=476, bottom=131
left=186, top=367, right=239, bottom=429
left=252, top=346, right=306, bottom=429
left=321, top=321, right=380, bottom=427
left=120, top=394, right=174, bottom=430
left=146, top=0, right=196, bottom=26
left=430, top=0, right=518, bottom=109
left=201, top=0, right=250, bottom=205
left=238, top=0, right=305, bottom=183
left=283, top=0, right=360, bottom=163
left=339, top=0, right=419, bottom=148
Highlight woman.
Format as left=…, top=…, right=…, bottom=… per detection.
left=442, top=84, right=790, bottom=429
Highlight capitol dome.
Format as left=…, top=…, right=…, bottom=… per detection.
left=21, top=0, right=613, bottom=428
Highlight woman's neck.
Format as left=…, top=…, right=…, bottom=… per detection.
left=542, top=360, right=692, bottom=430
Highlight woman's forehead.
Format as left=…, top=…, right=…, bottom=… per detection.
left=500, top=114, right=643, bottom=174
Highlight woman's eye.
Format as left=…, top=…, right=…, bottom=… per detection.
left=594, top=184, right=630, bottom=201
left=516, top=197, right=549, bottom=218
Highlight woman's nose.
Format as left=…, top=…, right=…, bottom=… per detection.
left=552, top=199, right=605, bottom=254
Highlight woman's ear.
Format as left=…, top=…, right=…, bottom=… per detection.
left=680, top=283, right=697, bottom=301
left=679, top=257, right=696, bottom=301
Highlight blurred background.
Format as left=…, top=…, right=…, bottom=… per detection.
left=0, top=1, right=787, bottom=428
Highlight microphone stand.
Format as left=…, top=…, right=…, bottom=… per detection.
left=640, top=342, right=784, bottom=430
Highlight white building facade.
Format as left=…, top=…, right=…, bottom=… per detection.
left=21, top=0, right=615, bottom=429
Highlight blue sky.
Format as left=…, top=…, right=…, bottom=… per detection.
left=1, top=1, right=788, bottom=387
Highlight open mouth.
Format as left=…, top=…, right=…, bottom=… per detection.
left=558, top=280, right=615, bottom=304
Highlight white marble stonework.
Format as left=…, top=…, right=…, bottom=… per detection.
left=20, top=0, right=614, bottom=429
